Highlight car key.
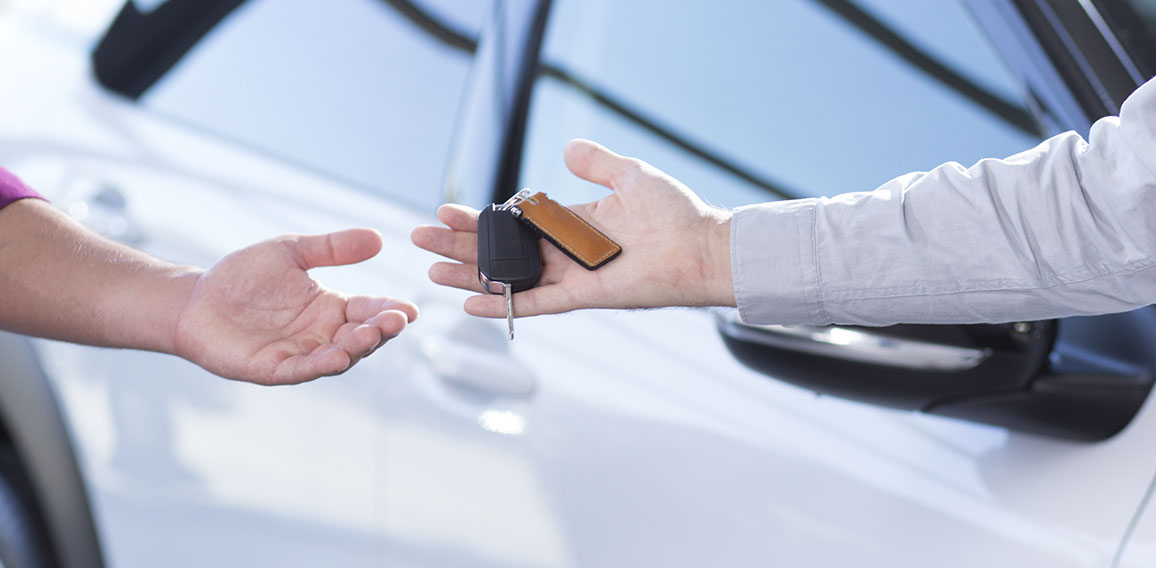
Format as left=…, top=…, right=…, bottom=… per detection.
left=477, top=201, right=542, bottom=340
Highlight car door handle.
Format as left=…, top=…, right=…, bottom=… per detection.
left=418, top=334, right=537, bottom=397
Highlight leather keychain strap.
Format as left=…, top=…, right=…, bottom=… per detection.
left=515, top=192, right=622, bottom=270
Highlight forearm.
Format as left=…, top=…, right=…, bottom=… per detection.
left=0, top=199, right=199, bottom=352
left=733, top=77, right=1156, bottom=326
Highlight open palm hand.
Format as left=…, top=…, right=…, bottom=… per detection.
left=411, top=139, right=734, bottom=319
left=173, top=229, right=418, bottom=385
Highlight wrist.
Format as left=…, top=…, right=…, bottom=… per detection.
left=105, top=264, right=202, bottom=355
left=160, top=267, right=204, bottom=355
left=695, top=208, right=736, bottom=307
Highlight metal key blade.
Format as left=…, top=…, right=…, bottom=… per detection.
left=505, top=285, right=514, bottom=340
left=476, top=204, right=540, bottom=342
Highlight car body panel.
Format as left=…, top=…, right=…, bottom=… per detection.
left=1117, top=477, right=1156, bottom=567
left=2, top=1, right=1156, bottom=566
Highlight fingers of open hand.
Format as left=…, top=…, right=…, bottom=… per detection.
left=286, top=228, right=384, bottom=270
left=270, top=348, right=352, bottom=386
left=564, top=138, right=638, bottom=190
left=436, top=203, right=480, bottom=231
left=411, top=224, right=478, bottom=264
left=462, top=284, right=580, bottom=319
left=346, top=295, right=419, bottom=324
left=364, top=309, right=410, bottom=342
left=333, top=321, right=386, bottom=358
left=337, top=304, right=413, bottom=355
left=269, top=312, right=409, bottom=385
left=428, top=261, right=484, bottom=293
left=265, top=302, right=413, bottom=385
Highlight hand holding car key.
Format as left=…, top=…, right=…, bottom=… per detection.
left=477, top=189, right=621, bottom=339
left=412, top=139, right=737, bottom=323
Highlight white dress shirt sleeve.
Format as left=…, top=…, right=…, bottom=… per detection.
left=731, top=76, right=1156, bottom=326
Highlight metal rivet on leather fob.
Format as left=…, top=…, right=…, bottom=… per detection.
left=477, top=203, right=541, bottom=340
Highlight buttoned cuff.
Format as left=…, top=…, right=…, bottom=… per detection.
left=731, top=198, right=825, bottom=325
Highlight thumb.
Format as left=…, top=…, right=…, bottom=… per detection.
left=287, top=228, right=384, bottom=269
left=564, top=138, right=638, bottom=190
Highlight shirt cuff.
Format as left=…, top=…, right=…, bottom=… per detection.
left=0, top=167, right=45, bottom=210
left=731, top=198, right=825, bottom=325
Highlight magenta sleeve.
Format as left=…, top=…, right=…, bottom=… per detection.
left=0, top=167, right=44, bottom=210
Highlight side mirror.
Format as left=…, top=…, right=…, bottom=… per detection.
left=716, top=310, right=1154, bottom=441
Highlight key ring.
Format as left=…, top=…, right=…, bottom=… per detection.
left=499, top=188, right=534, bottom=211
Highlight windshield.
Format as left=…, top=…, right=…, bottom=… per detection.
left=518, top=0, right=1046, bottom=207
left=96, top=0, right=486, bottom=212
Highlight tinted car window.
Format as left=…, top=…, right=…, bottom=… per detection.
left=1094, top=0, right=1156, bottom=77
left=122, top=0, right=487, bottom=212
left=518, top=0, right=1046, bottom=208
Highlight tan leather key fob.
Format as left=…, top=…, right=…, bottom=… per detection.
left=513, top=191, right=621, bottom=270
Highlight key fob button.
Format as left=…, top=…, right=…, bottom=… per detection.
left=477, top=205, right=541, bottom=293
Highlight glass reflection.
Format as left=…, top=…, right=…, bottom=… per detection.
left=520, top=0, right=1044, bottom=208
left=137, top=0, right=487, bottom=211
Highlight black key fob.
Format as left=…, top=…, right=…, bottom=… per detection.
left=477, top=205, right=542, bottom=294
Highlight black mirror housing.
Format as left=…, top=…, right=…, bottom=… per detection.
left=717, top=311, right=1155, bottom=441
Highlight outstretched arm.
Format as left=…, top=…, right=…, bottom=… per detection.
left=0, top=197, right=416, bottom=385
left=414, top=76, right=1156, bottom=327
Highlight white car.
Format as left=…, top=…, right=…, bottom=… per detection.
left=2, top=0, right=1156, bottom=566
